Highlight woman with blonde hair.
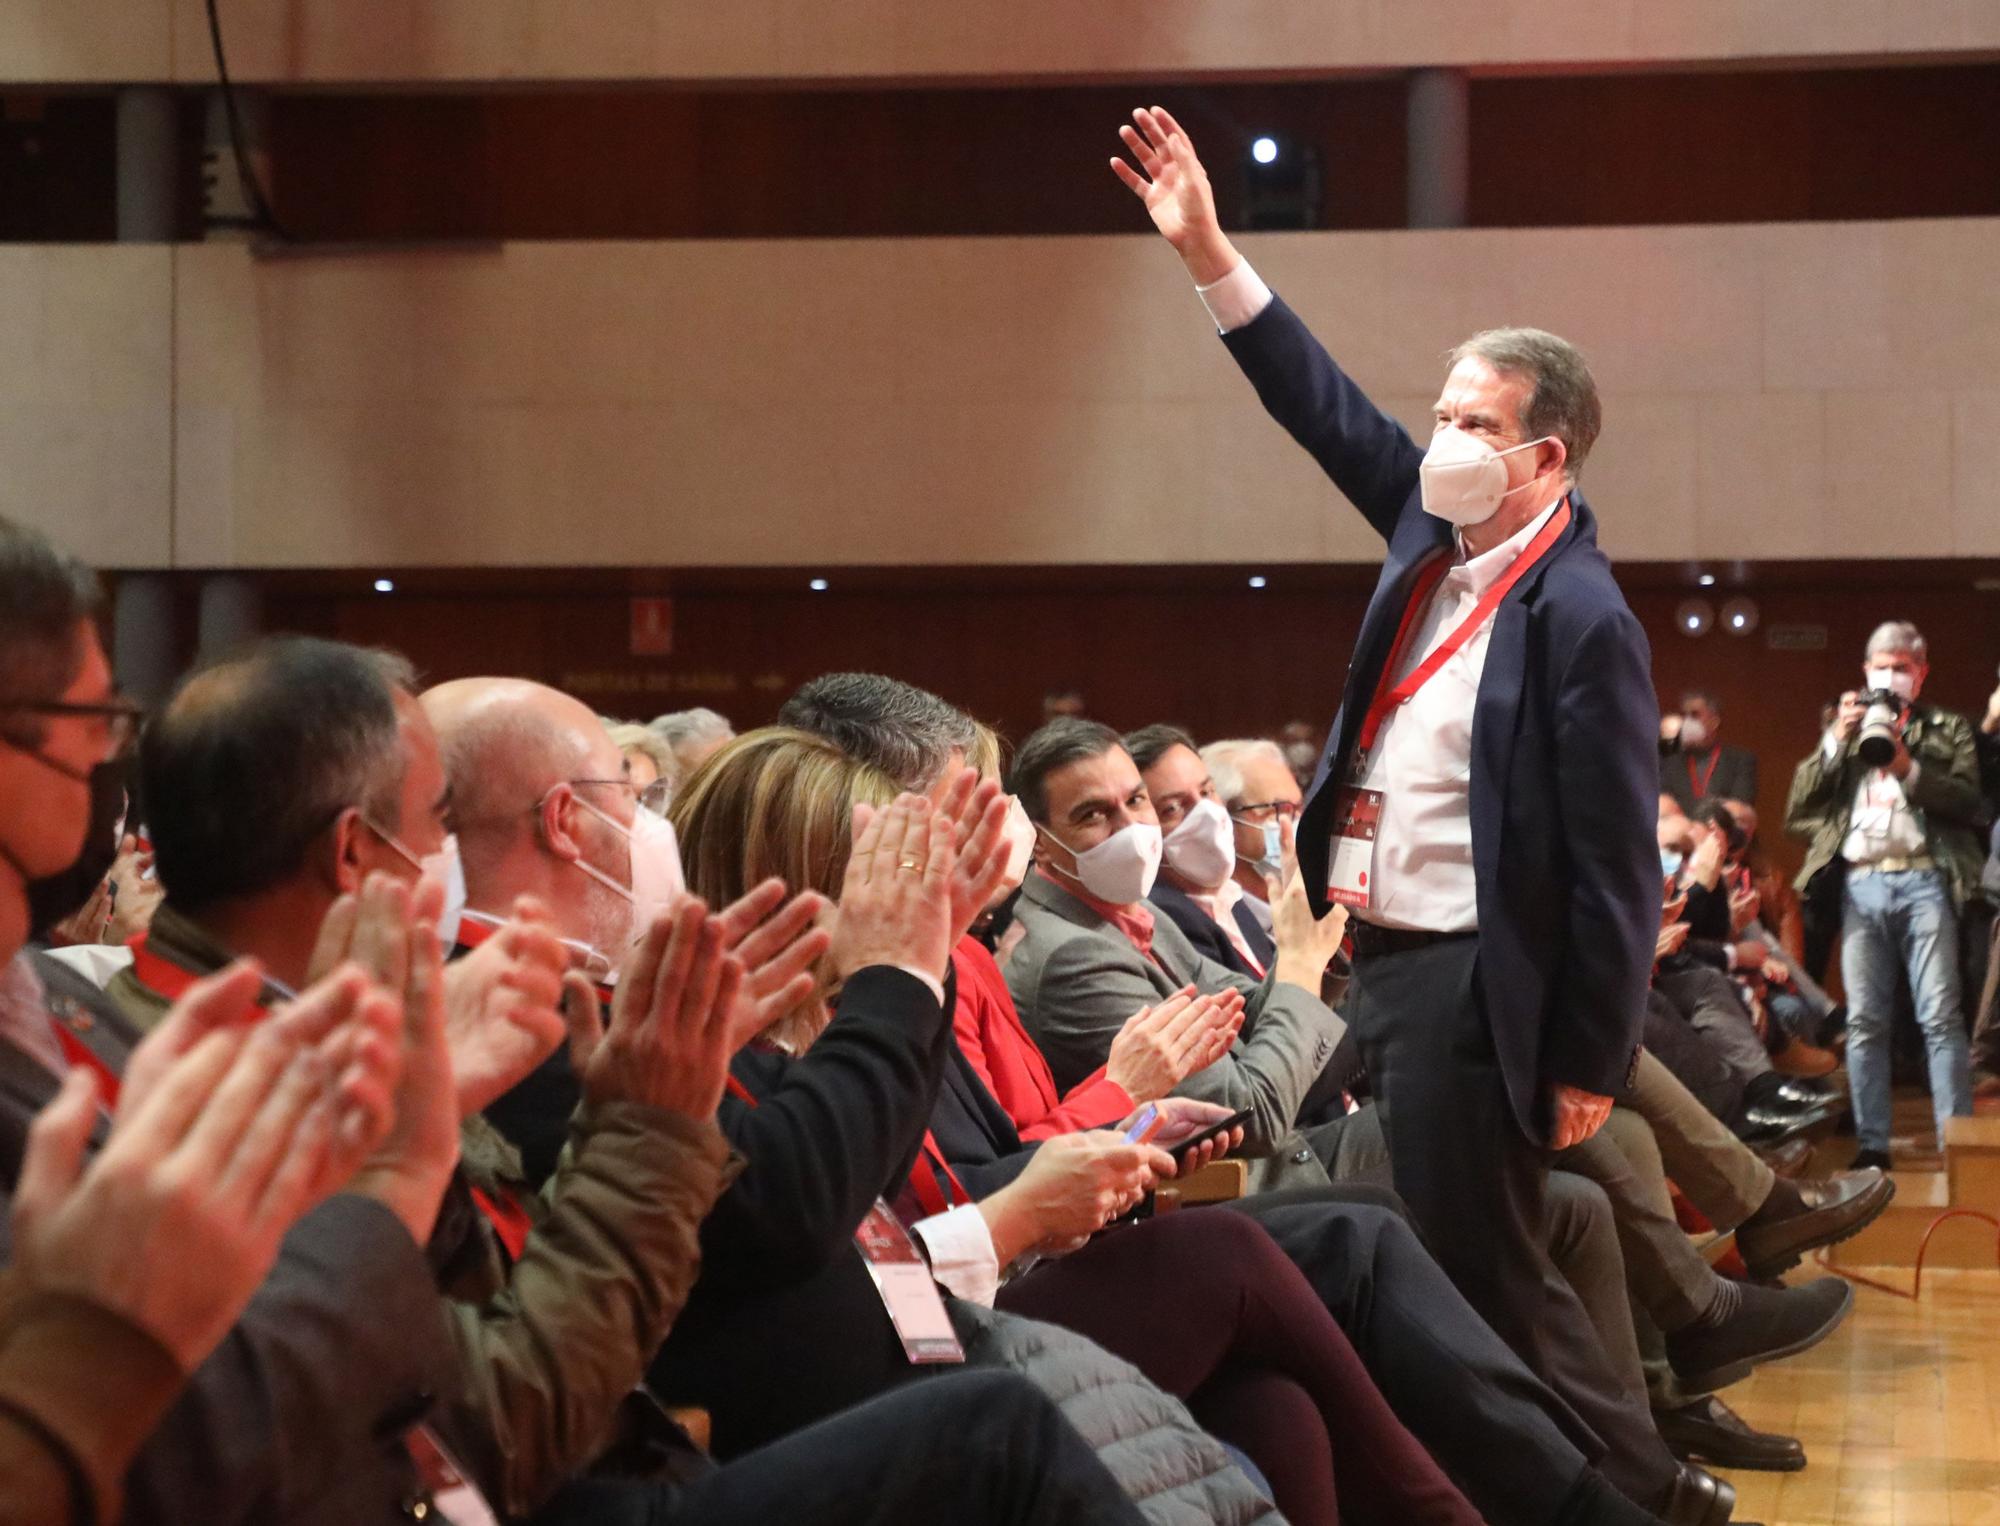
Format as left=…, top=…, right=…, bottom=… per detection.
left=658, top=728, right=1482, bottom=1526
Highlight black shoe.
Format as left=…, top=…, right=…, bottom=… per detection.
left=1815, top=1002, right=1848, bottom=1048
left=1738, top=1100, right=1839, bottom=1145
left=1666, top=1276, right=1855, bottom=1392
left=1736, top=1168, right=1895, bottom=1279
left=1774, top=1077, right=1837, bottom=1107
left=1654, top=1461, right=1738, bottom=1525
left=1851, top=1147, right=1893, bottom=1172
left=1656, top=1394, right=1806, bottom=1472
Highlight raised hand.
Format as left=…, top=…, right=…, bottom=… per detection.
left=1654, top=922, right=1691, bottom=963
left=440, top=895, right=569, bottom=1117
left=827, top=795, right=955, bottom=986
left=574, top=896, right=745, bottom=1119
left=1110, top=106, right=1236, bottom=283
left=1268, top=870, right=1349, bottom=992
left=710, top=877, right=834, bottom=1044
left=12, top=965, right=402, bottom=1371
left=1105, top=988, right=1244, bottom=1102
left=927, top=767, right=1011, bottom=946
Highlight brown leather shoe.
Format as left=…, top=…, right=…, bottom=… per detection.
left=1735, top=1168, right=1895, bottom=1279
left=1771, top=1032, right=1838, bottom=1077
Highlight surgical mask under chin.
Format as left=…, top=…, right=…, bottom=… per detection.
left=1418, top=426, right=1553, bottom=528
left=1046, top=821, right=1162, bottom=905
left=1235, top=817, right=1284, bottom=881
left=372, top=825, right=466, bottom=950
left=1864, top=665, right=1916, bottom=702
left=999, top=795, right=1036, bottom=894
left=572, top=793, right=687, bottom=946
left=1162, top=798, right=1236, bottom=888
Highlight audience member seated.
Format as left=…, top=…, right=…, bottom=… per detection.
left=649, top=706, right=736, bottom=780
left=1127, top=724, right=1273, bottom=980
left=1718, top=800, right=1840, bottom=1072
left=1203, top=736, right=1307, bottom=967
left=1002, top=719, right=1358, bottom=1185
left=1784, top=620, right=1982, bottom=1169
left=1659, top=690, right=1756, bottom=814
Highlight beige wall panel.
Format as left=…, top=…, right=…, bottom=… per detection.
left=157, top=0, right=2000, bottom=84
left=1949, top=392, right=2000, bottom=556
left=165, top=219, right=2000, bottom=569
left=0, top=3, right=170, bottom=83
left=0, top=249, right=171, bottom=567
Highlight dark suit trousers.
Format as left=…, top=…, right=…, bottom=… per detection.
left=531, top=1371, right=1147, bottom=1526
left=1345, top=937, right=1680, bottom=1510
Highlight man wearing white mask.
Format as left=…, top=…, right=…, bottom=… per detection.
left=1113, top=110, right=1726, bottom=1522
left=1126, top=724, right=1270, bottom=979
left=1784, top=620, right=1983, bottom=1170
left=1001, top=718, right=1351, bottom=1186
left=1659, top=690, right=1757, bottom=814
left=422, top=675, right=688, bottom=1183
left=1203, top=737, right=1307, bottom=969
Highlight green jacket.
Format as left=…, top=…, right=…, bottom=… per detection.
left=1782, top=702, right=1986, bottom=906
left=107, top=903, right=736, bottom=1519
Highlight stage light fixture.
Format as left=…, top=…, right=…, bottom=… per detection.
left=1243, top=134, right=1322, bottom=231
left=373, top=578, right=394, bottom=593
left=1696, top=572, right=1717, bottom=588
left=1251, top=137, right=1279, bottom=165
left=1248, top=575, right=1268, bottom=589
left=1675, top=597, right=1714, bottom=637
left=809, top=577, right=830, bottom=592
left=1721, top=596, right=1760, bottom=636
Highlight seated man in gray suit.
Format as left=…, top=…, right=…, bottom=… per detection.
left=1002, top=717, right=1364, bottom=1184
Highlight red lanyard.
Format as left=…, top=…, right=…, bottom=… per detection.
left=1686, top=749, right=1720, bottom=799
left=1356, top=501, right=1571, bottom=754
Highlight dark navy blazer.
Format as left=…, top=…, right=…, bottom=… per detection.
left=1220, top=294, right=1657, bottom=1142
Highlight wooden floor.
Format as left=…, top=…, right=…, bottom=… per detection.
left=1716, top=1266, right=2000, bottom=1525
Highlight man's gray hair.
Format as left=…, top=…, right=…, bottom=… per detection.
left=778, top=673, right=978, bottom=791
left=1864, top=621, right=1927, bottom=665
left=1200, top=738, right=1290, bottom=809
left=650, top=706, right=733, bottom=749
left=1449, top=327, right=1602, bottom=482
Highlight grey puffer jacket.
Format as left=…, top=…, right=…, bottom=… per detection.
left=952, top=1301, right=1287, bottom=1526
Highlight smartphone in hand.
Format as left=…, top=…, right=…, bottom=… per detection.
left=1174, top=1107, right=1253, bottom=1166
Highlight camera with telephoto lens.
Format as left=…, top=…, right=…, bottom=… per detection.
left=1855, top=690, right=1905, bottom=768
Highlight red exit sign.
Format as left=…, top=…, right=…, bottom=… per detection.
left=630, top=597, right=674, bottom=657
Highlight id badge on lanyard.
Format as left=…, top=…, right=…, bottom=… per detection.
left=854, top=1199, right=966, bottom=1364
left=1325, top=764, right=1384, bottom=910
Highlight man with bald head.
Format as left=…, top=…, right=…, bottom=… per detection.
left=426, top=676, right=685, bottom=973
left=424, top=675, right=688, bottom=1185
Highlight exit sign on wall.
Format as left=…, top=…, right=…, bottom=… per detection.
left=630, top=597, right=674, bottom=657
left=1765, top=624, right=1828, bottom=651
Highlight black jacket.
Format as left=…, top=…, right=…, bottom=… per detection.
left=643, top=966, right=957, bottom=1458
left=1148, top=881, right=1264, bottom=979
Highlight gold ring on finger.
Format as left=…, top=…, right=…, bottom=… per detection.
left=898, top=859, right=921, bottom=872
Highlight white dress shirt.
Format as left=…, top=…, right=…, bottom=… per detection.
left=1188, top=878, right=1267, bottom=975
left=1352, top=501, right=1563, bottom=932
left=911, top=1204, right=1001, bottom=1306
left=1824, top=731, right=1928, bottom=865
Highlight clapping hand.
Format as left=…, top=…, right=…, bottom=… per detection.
left=1105, top=988, right=1243, bottom=1101
left=439, top=896, right=569, bottom=1117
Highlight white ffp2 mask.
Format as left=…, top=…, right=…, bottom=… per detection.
left=1046, top=821, right=1162, bottom=906
left=1419, top=426, right=1552, bottom=527
left=1162, top=798, right=1236, bottom=889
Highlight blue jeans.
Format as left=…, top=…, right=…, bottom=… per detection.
left=1841, top=868, right=1972, bottom=1152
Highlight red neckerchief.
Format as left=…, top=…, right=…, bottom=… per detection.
left=1035, top=867, right=1158, bottom=962
left=1357, top=499, right=1572, bottom=753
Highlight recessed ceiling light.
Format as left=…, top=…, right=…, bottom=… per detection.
left=1248, top=575, right=1268, bottom=589
left=1251, top=137, right=1279, bottom=165
left=808, top=577, right=829, bottom=592
left=373, top=578, right=394, bottom=593
left=1696, top=572, right=1717, bottom=588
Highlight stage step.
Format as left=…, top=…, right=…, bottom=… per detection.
left=1827, top=1166, right=2000, bottom=1270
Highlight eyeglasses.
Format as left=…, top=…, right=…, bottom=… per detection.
left=1233, top=799, right=1303, bottom=823
left=1, top=697, right=144, bottom=757
left=574, top=775, right=671, bottom=817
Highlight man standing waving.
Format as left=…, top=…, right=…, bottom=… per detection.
left=1115, top=112, right=1730, bottom=1524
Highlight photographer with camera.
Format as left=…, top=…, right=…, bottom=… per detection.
left=1784, top=621, right=1984, bottom=1170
